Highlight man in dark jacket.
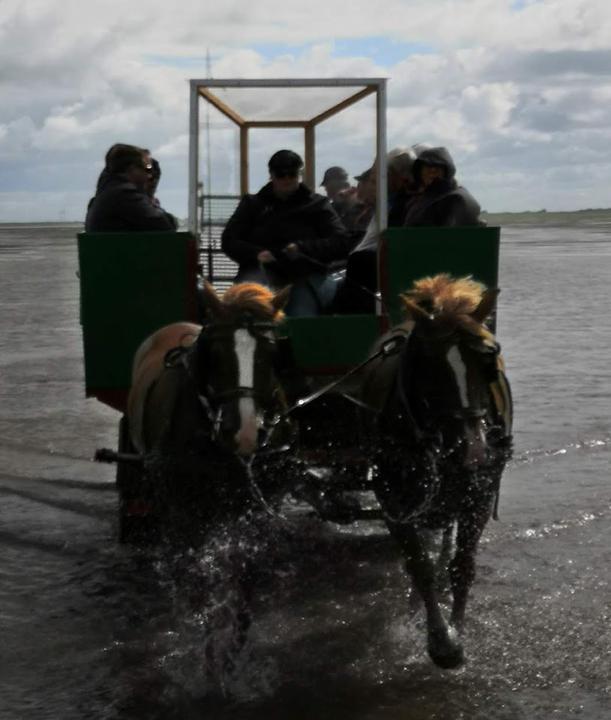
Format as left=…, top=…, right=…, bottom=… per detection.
left=221, top=149, right=352, bottom=314
left=85, top=144, right=177, bottom=232
left=403, top=147, right=481, bottom=226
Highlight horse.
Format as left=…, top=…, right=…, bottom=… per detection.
left=359, top=274, right=513, bottom=668
left=119, top=281, right=292, bottom=544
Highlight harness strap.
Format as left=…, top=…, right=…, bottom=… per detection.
left=275, top=333, right=407, bottom=423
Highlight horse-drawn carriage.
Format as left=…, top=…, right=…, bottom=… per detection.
left=77, top=78, right=513, bottom=668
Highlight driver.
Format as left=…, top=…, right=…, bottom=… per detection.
left=221, top=149, right=353, bottom=315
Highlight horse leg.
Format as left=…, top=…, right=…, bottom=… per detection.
left=394, top=523, right=464, bottom=669
left=435, top=523, right=455, bottom=593
left=406, top=525, right=452, bottom=616
left=448, top=491, right=494, bottom=633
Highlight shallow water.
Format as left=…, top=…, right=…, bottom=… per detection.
left=1, top=223, right=610, bottom=719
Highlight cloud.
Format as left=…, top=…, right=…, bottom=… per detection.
left=1, top=0, right=611, bottom=219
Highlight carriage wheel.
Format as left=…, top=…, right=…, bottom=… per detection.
left=116, top=415, right=159, bottom=544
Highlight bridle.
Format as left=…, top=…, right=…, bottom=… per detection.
left=401, top=325, right=501, bottom=426
left=379, top=326, right=502, bottom=525
left=188, top=318, right=286, bottom=445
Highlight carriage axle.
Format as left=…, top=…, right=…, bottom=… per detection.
left=94, top=448, right=143, bottom=466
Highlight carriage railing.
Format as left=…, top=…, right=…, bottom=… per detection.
left=199, top=193, right=240, bottom=290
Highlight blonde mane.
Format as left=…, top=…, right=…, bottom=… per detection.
left=401, top=274, right=495, bottom=339
left=221, top=282, right=285, bottom=322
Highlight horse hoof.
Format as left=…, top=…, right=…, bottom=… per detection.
left=429, top=645, right=464, bottom=669
left=428, top=629, right=464, bottom=669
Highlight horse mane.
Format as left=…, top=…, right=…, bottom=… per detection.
left=221, top=282, right=285, bottom=322
left=401, top=274, right=494, bottom=339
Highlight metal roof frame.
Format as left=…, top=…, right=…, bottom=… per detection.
left=188, top=78, right=388, bottom=236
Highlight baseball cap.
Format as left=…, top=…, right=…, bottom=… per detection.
left=354, top=167, right=373, bottom=182
left=268, top=149, right=304, bottom=174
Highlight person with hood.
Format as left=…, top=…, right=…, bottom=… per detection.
left=403, top=147, right=482, bottom=226
left=221, top=149, right=352, bottom=315
left=85, top=144, right=177, bottom=232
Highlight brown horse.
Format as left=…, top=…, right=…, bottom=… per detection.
left=119, top=281, right=291, bottom=543
left=360, top=274, right=513, bottom=668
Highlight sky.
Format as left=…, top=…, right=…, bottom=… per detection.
left=1, top=0, right=611, bottom=221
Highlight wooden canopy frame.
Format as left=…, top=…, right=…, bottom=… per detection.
left=188, top=78, right=388, bottom=235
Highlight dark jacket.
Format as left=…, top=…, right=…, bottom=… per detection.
left=388, top=190, right=418, bottom=226
left=340, top=201, right=374, bottom=243
left=403, top=147, right=481, bottom=227
left=85, top=173, right=177, bottom=232
left=221, top=182, right=352, bottom=279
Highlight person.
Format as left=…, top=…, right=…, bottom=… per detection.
left=386, top=146, right=420, bottom=226
left=221, top=149, right=353, bottom=315
left=320, top=166, right=350, bottom=204
left=320, top=165, right=358, bottom=229
left=85, top=144, right=177, bottom=232
left=331, top=147, right=421, bottom=314
left=335, top=167, right=376, bottom=244
left=402, top=147, right=482, bottom=226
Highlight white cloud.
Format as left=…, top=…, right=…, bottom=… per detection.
left=1, top=0, right=611, bottom=219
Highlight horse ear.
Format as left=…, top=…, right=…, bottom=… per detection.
left=200, top=280, right=225, bottom=319
left=401, top=295, right=433, bottom=323
left=471, top=287, right=500, bottom=323
left=271, top=285, right=292, bottom=314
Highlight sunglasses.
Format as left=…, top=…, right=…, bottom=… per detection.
left=273, top=170, right=299, bottom=179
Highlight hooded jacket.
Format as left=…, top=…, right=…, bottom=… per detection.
left=403, top=147, right=481, bottom=227
left=221, top=182, right=352, bottom=279
left=85, top=173, right=177, bottom=232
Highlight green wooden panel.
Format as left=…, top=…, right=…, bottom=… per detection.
left=380, top=226, right=500, bottom=323
left=278, top=227, right=500, bottom=373
left=77, top=232, right=198, bottom=396
left=281, top=315, right=383, bottom=373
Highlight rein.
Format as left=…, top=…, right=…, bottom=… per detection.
left=268, top=333, right=407, bottom=428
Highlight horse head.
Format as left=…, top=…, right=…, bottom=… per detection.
left=399, top=274, right=501, bottom=468
left=192, top=281, right=290, bottom=457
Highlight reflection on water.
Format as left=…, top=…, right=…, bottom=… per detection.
left=1, top=224, right=610, bottom=719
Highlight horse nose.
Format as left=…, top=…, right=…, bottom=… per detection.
left=234, top=399, right=260, bottom=457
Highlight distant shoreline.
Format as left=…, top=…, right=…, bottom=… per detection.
left=481, top=208, right=611, bottom=227
left=0, top=221, right=84, bottom=228
left=2, top=208, right=611, bottom=229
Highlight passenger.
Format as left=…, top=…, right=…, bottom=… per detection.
left=386, top=146, right=420, bottom=226
left=331, top=147, right=421, bottom=314
left=85, top=144, right=177, bottom=232
left=351, top=146, right=420, bottom=255
left=320, top=166, right=350, bottom=204
left=320, top=165, right=357, bottom=229
left=87, top=143, right=132, bottom=206
left=338, top=168, right=376, bottom=243
left=221, top=149, right=353, bottom=316
left=403, top=147, right=482, bottom=226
